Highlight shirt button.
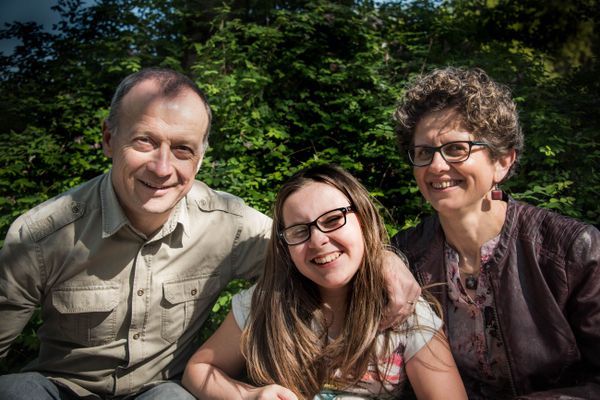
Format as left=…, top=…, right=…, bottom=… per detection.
left=191, top=289, right=197, bottom=296
left=137, top=289, right=144, bottom=296
left=133, top=333, right=140, bottom=340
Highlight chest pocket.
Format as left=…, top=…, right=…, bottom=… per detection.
left=51, top=284, right=120, bottom=346
left=161, top=274, right=220, bottom=343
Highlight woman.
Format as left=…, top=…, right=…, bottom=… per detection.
left=392, top=67, right=600, bottom=399
left=182, top=164, right=466, bottom=399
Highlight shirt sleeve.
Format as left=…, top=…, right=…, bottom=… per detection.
left=0, top=215, right=42, bottom=358
left=231, top=285, right=256, bottom=330
left=401, top=296, right=443, bottom=361
left=231, top=205, right=272, bottom=282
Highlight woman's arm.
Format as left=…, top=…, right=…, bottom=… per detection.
left=380, top=249, right=422, bottom=329
left=405, top=329, right=467, bottom=400
left=182, top=311, right=298, bottom=400
left=518, top=225, right=600, bottom=399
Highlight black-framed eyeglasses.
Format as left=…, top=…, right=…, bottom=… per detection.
left=278, top=206, right=353, bottom=246
left=408, top=141, right=489, bottom=167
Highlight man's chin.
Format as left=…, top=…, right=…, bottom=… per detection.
left=139, top=198, right=180, bottom=216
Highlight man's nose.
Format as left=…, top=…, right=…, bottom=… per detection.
left=148, top=144, right=173, bottom=176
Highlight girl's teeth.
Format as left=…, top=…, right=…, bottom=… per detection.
left=313, top=252, right=341, bottom=265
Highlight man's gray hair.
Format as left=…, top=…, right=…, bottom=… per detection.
left=105, top=68, right=212, bottom=150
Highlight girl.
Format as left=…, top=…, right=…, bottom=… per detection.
left=182, top=164, right=466, bottom=399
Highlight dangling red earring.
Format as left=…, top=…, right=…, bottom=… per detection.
left=491, top=184, right=503, bottom=200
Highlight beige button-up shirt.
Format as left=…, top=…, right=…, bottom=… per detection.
left=0, top=171, right=272, bottom=397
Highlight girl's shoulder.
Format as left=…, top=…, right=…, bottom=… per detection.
left=231, top=284, right=257, bottom=329
left=387, top=297, right=443, bottom=361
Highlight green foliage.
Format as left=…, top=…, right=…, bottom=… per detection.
left=199, top=279, right=252, bottom=344
left=1, top=0, right=599, bottom=372
left=192, top=2, right=407, bottom=215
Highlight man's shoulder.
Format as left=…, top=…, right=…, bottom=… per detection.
left=187, top=180, right=268, bottom=219
left=12, top=175, right=105, bottom=242
left=185, top=180, right=272, bottom=247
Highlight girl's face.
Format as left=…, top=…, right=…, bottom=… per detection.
left=282, top=182, right=365, bottom=298
left=412, top=108, right=512, bottom=217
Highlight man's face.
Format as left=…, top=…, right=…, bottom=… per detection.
left=102, top=79, right=209, bottom=235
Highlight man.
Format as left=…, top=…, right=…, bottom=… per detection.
left=0, top=68, right=418, bottom=399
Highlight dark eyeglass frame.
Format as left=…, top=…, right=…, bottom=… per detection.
left=278, top=206, right=353, bottom=246
left=408, top=140, right=489, bottom=167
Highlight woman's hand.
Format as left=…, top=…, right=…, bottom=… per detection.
left=380, top=249, right=421, bottom=329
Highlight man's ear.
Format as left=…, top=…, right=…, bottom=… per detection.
left=494, top=149, right=516, bottom=183
left=102, top=121, right=114, bottom=158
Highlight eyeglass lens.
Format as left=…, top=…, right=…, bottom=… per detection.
left=282, top=207, right=350, bottom=245
left=409, top=141, right=485, bottom=166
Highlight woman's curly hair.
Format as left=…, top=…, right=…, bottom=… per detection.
left=393, top=67, right=524, bottom=180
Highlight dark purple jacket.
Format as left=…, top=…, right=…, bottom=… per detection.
left=392, top=197, right=600, bottom=399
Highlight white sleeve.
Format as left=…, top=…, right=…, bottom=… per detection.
left=402, top=296, right=443, bottom=361
left=231, top=284, right=256, bottom=329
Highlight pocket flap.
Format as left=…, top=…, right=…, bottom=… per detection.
left=52, top=285, right=120, bottom=313
left=163, top=275, right=218, bottom=305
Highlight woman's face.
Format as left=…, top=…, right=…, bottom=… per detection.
left=412, top=108, right=511, bottom=217
left=282, top=182, right=365, bottom=298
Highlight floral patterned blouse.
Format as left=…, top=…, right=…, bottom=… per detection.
left=445, top=236, right=513, bottom=400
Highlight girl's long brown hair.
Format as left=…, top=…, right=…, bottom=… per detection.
left=241, top=164, right=395, bottom=398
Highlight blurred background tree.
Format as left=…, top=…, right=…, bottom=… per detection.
left=1, top=0, right=598, bottom=372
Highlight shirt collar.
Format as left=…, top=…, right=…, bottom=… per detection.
left=158, top=195, right=189, bottom=240
left=100, top=170, right=130, bottom=238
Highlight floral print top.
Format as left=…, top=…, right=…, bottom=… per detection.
left=445, top=236, right=512, bottom=400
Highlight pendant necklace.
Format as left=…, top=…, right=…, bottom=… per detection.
left=459, top=256, right=479, bottom=290
left=458, top=251, right=480, bottom=291
left=464, top=274, right=478, bottom=290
